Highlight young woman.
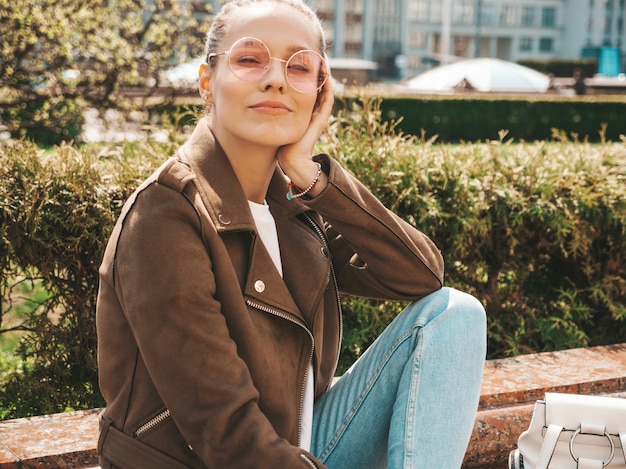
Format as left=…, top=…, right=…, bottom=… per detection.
left=96, top=1, right=486, bottom=468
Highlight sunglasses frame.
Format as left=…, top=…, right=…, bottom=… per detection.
left=208, top=37, right=329, bottom=93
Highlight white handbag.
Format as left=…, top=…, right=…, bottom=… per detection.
left=509, top=393, right=626, bottom=469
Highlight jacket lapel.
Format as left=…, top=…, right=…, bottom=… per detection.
left=177, top=118, right=328, bottom=327
left=267, top=175, right=331, bottom=329
left=244, top=234, right=303, bottom=321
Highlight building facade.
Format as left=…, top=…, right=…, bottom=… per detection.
left=309, top=0, right=626, bottom=79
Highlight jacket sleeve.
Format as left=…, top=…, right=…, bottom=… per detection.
left=108, top=180, right=326, bottom=469
left=303, top=154, right=444, bottom=300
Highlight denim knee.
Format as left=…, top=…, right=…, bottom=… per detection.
left=403, top=287, right=487, bottom=352
left=407, top=286, right=485, bottom=322
left=444, top=287, right=487, bottom=328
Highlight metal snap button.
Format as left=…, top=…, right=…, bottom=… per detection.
left=320, top=247, right=329, bottom=258
left=254, top=280, right=265, bottom=293
left=218, top=214, right=231, bottom=225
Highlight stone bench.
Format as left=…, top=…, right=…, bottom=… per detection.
left=0, top=407, right=101, bottom=468
left=1, top=343, right=625, bottom=468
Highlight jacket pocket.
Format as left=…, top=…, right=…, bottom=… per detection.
left=134, top=408, right=172, bottom=438
left=132, top=409, right=205, bottom=469
left=99, top=415, right=193, bottom=469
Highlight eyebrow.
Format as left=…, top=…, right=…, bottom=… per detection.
left=286, top=45, right=307, bottom=52
left=284, top=44, right=317, bottom=54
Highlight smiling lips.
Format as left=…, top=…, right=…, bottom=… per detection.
left=250, top=101, right=291, bottom=115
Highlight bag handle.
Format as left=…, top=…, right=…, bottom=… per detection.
left=536, top=424, right=563, bottom=469
left=536, top=427, right=626, bottom=469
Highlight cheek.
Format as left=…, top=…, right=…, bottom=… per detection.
left=210, top=66, right=243, bottom=103
left=211, top=80, right=246, bottom=116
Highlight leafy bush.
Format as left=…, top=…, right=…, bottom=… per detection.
left=0, top=137, right=178, bottom=418
left=325, top=92, right=626, bottom=365
left=159, top=95, right=626, bottom=143
left=379, top=95, right=626, bottom=143
left=1, top=94, right=625, bottom=415
left=517, top=58, right=597, bottom=78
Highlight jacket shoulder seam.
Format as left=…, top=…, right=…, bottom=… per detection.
left=156, top=157, right=196, bottom=193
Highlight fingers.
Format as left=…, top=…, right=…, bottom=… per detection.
left=276, top=79, right=334, bottom=167
left=313, top=78, right=335, bottom=124
left=300, top=79, right=333, bottom=148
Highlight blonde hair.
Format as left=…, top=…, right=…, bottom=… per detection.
left=205, top=0, right=326, bottom=65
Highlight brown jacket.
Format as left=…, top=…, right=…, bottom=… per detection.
left=96, top=117, right=444, bottom=468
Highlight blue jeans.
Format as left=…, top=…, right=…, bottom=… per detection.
left=311, top=287, right=486, bottom=469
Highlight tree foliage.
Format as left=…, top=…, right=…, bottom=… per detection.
left=0, top=0, right=210, bottom=145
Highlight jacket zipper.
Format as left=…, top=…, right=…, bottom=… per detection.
left=245, top=298, right=314, bottom=448
left=300, top=453, right=319, bottom=468
left=303, top=213, right=343, bottom=391
left=134, top=409, right=171, bottom=437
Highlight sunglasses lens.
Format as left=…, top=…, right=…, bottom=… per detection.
left=227, top=37, right=328, bottom=93
left=228, top=38, right=270, bottom=81
left=286, top=51, right=328, bottom=93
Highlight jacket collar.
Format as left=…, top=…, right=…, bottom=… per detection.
left=177, top=117, right=310, bottom=234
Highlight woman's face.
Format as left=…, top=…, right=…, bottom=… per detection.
left=201, top=3, right=323, bottom=150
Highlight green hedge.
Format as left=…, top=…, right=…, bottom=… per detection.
left=154, top=94, right=626, bottom=143
left=0, top=140, right=176, bottom=418
left=380, top=95, right=626, bottom=143
left=1, top=95, right=625, bottom=418
left=328, top=94, right=626, bottom=368
left=517, top=58, right=597, bottom=78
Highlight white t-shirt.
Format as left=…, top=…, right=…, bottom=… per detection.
left=248, top=201, right=314, bottom=452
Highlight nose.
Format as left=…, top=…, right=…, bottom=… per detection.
left=260, top=57, right=288, bottom=92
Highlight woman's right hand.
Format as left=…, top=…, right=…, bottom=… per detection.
left=276, top=78, right=334, bottom=197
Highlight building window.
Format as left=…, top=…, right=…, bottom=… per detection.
left=409, top=31, right=426, bottom=48
left=521, top=6, right=535, bottom=26
left=314, top=0, right=334, bottom=10
left=602, top=0, right=614, bottom=45
left=345, top=22, right=362, bottom=43
left=519, top=37, right=533, bottom=52
left=345, top=0, right=364, bottom=14
left=453, top=1, right=475, bottom=25
left=453, top=35, right=471, bottom=56
left=539, top=37, right=554, bottom=52
left=407, top=55, right=422, bottom=74
left=481, top=4, right=497, bottom=26
left=502, top=5, right=517, bottom=26
left=541, top=7, right=557, bottom=27
left=619, top=0, right=625, bottom=48
left=430, top=2, right=442, bottom=22
left=409, top=0, right=429, bottom=21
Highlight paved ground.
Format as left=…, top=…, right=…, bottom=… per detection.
left=81, top=108, right=172, bottom=143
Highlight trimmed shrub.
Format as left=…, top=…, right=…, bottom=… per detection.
left=517, top=58, right=597, bottom=78
left=155, top=95, right=626, bottom=143
left=1, top=95, right=625, bottom=414
left=380, top=95, right=626, bottom=143
left=326, top=94, right=626, bottom=366
left=0, top=138, right=177, bottom=418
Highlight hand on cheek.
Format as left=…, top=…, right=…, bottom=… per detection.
left=278, top=79, right=333, bottom=162
left=277, top=79, right=334, bottom=197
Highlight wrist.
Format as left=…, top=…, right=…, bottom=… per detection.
left=286, top=162, right=322, bottom=200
